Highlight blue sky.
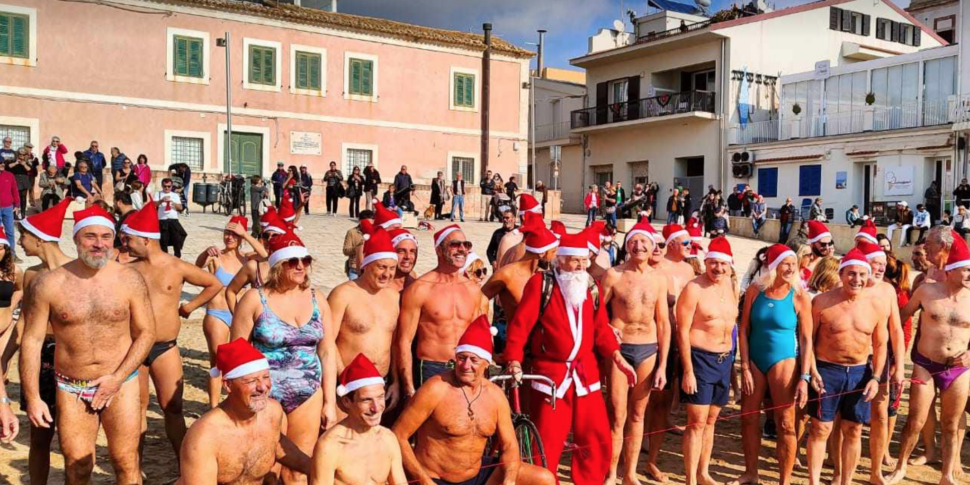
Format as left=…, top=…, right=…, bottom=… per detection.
left=341, top=0, right=910, bottom=70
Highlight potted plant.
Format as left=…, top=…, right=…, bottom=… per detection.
left=792, top=103, right=802, bottom=116
left=790, top=103, right=802, bottom=139
left=864, top=92, right=876, bottom=131
left=865, top=92, right=875, bottom=105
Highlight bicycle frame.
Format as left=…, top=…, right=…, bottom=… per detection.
left=489, top=374, right=556, bottom=411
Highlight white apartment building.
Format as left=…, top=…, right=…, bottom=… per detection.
left=529, top=68, right=587, bottom=213
left=569, top=0, right=944, bottom=218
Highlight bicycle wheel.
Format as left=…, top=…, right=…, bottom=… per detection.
left=513, top=416, right=546, bottom=469
left=221, top=188, right=232, bottom=216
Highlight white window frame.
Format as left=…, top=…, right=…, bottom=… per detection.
left=449, top=67, right=479, bottom=112
left=243, top=38, right=283, bottom=92
left=343, top=52, right=379, bottom=102
left=165, top=27, right=210, bottom=85
left=164, top=130, right=211, bottom=171
left=446, top=151, right=479, bottom=185
left=0, top=4, right=37, bottom=67
left=289, top=44, right=327, bottom=97
left=342, top=142, right=379, bottom=175
left=0, top=115, right=39, bottom=149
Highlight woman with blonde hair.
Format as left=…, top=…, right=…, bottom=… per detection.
left=461, top=252, right=491, bottom=319
left=736, top=244, right=813, bottom=485
left=806, top=256, right=841, bottom=297
left=231, top=231, right=337, bottom=484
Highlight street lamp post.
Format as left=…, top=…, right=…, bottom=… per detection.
left=217, top=32, right=232, bottom=179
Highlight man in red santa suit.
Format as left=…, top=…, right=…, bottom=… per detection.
left=505, top=230, right=636, bottom=485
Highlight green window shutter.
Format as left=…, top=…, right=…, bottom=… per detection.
left=454, top=74, right=464, bottom=106
left=361, top=60, right=373, bottom=96
left=249, top=46, right=275, bottom=85
left=187, top=38, right=203, bottom=78
left=308, top=54, right=321, bottom=90
left=11, top=15, right=26, bottom=58
left=296, top=52, right=309, bottom=89
left=1, top=15, right=10, bottom=57
left=250, top=46, right=262, bottom=84
left=264, top=48, right=275, bottom=84
left=174, top=37, right=188, bottom=76
left=464, top=74, right=474, bottom=107
left=350, top=59, right=362, bottom=94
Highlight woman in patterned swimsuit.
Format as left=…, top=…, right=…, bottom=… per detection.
left=230, top=230, right=337, bottom=485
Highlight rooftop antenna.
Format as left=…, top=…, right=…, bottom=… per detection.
left=613, top=19, right=625, bottom=32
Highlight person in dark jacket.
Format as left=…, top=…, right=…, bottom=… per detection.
left=479, top=170, right=495, bottom=221
left=924, top=180, right=941, bottom=222
left=363, top=162, right=381, bottom=211
left=486, top=209, right=516, bottom=266
left=299, top=165, right=314, bottom=215
left=345, top=166, right=364, bottom=218
left=323, top=161, right=344, bottom=216
left=954, top=178, right=970, bottom=210
left=82, top=140, right=107, bottom=191
left=778, top=197, right=796, bottom=243
left=430, top=171, right=447, bottom=220
left=393, top=165, right=414, bottom=212
left=270, top=162, right=288, bottom=208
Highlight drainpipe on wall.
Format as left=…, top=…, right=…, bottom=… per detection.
left=481, top=23, right=492, bottom=183
left=581, top=93, right=589, bottom=202
left=718, top=38, right=727, bottom=193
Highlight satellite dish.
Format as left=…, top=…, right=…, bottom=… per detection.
left=613, top=19, right=625, bottom=31
left=696, top=0, right=712, bottom=8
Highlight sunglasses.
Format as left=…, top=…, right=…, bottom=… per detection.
left=285, top=256, right=313, bottom=267
left=162, top=184, right=173, bottom=188
left=817, top=241, right=835, bottom=247
left=447, top=240, right=473, bottom=250
left=473, top=268, right=488, bottom=278
left=680, top=239, right=692, bottom=247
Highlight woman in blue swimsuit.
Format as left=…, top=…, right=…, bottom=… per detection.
left=230, top=231, right=337, bottom=485
left=736, top=244, right=813, bottom=485
left=194, top=216, right=267, bottom=408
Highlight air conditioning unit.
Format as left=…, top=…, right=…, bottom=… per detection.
left=731, top=151, right=754, bottom=164
left=732, top=163, right=753, bottom=179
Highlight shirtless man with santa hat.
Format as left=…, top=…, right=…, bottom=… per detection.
left=495, top=194, right=543, bottom=268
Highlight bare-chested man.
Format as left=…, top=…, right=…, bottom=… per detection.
left=121, top=202, right=223, bottom=459
left=310, top=353, right=407, bottom=485
left=397, top=224, right=482, bottom=396
left=330, top=227, right=402, bottom=410
left=481, top=215, right=557, bottom=319
left=806, top=249, right=888, bottom=485
left=21, top=206, right=156, bottom=484
left=495, top=194, right=542, bottom=269
left=179, top=339, right=311, bottom=484
left=676, top=236, right=739, bottom=485
left=602, top=222, right=670, bottom=485
left=888, top=236, right=970, bottom=485
left=389, top=228, right=418, bottom=293
left=393, top=316, right=555, bottom=485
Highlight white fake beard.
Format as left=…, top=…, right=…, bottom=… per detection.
left=556, top=269, right=589, bottom=311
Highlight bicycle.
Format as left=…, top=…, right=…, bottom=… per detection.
left=488, top=374, right=556, bottom=469
left=218, top=176, right=247, bottom=216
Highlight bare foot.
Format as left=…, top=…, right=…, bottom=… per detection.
left=645, top=463, right=668, bottom=483
left=698, top=473, right=721, bottom=485
left=605, top=472, right=618, bottom=485
left=885, top=467, right=907, bottom=485
left=939, top=474, right=959, bottom=485
left=870, top=472, right=887, bottom=485
left=908, top=452, right=939, bottom=466
left=621, top=473, right=644, bottom=485
left=795, top=456, right=803, bottom=469
left=882, top=455, right=895, bottom=468
left=726, top=472, right=758, bottom=485
left=829, top=473, right=841, bottom=485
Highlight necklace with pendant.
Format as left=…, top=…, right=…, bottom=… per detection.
left=460, top=382, right=484, bottom=418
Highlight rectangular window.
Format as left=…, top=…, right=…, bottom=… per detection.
left=346, top=148, right=372, bottom=175
left=454, top=73, right=475, bottom=108
left=876, top=18, right=890, bottom=40
left=171, top=137, right=204, bottom=171
left=0, top=12, right=29, bottom=58
left=0, top=125, right=29, bottom=148
left=248, top=45, right=276, bottom=86
left=799, top=165, right=822, bottom=196
left=295, top=51, right=322, bottom=90
left=611, top=79, right=628, bottom=104
left=451, top=157, right=475, bottom=184
left=349, top=58, right=373, bottom=96
left=757, top=167, right=778, bottom=198
left=173, top=35, right=204, bottom=78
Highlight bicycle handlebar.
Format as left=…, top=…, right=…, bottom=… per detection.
left=490, top=374, right=557, bottom=410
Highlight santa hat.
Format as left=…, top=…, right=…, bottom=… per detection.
left=388, top=228, right=416, bottom=248
left=268, top=230, right=310, bottom=267
left=0, top=225, right=7, bottom=246
left=261, top=210, right=288, bottom=235
left=807, top=220, right=831, bottom=244
left=434, top=224, right=462, bottom=248
left=21, top=197, right=70, bottom=242
left=518, top=194, right=542, bottom=216
left=73, top=205, right=115, bottom=236
left=374, top=202, right=402, bottom=229
left=586, top=221, right=607, bottom=254
left=361, top=227, right=398, bottom=268
left=856, top=240, right=885, bottom=261
left=521, top=213, right=558, bottom=254
left=704, top=236, right=733, bottom=263
left=209, top=338, right=269, bottom=379
left=455, top=314, right=495, bottom=361
left=686, top=223, right=703, bottom=242
left=260, top=207, right=277, bottom=228
left=839, top=248, right=871, bottom=272
left=228, top=215, right=248, bottom=232
left=121, top=201, right=160, bottom=239
left=336, top=353, right=384, bottom=397
left=461, top=252, right=483, bottom=275
left=279, top=193, right=296, bottom=222
left=557, top=231, right=591, bottom=257
left=945, top=235, right=970, bottom=272
left=662, top=224, right=689, bottom=245
left=550, top=220, right=566, bottom=239
left=855, top=218, right=878, bottom=244
left=766, top=243, right=796, bottom=271
left=625, top=221, right=657, bottom=246
left=686, top=244, right=700, bottom=259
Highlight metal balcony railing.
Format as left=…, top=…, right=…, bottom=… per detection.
left=571, top=91, right=716, bottom=129
left=534, top=121, right=574, bottom=143
left=635, top=20, right=712, bottom=45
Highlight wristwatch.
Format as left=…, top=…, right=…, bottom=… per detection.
left=0, top=396, right=10, bottom=405
left=872, top=375, right=882, bottom=384
left=800, top=373, right=812, bottom=382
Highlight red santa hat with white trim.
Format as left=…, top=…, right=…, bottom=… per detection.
left=625, top=221, right=657, bottom=247
left=21, top=197, right=71, bottom=242
left=686, top=223, right=703, bottom=243
left=374, top=202, right=402, bottom=229
left=267, top=230, right=310, bottom=267
left=336, top=353, right=384, bottom=397
left=455, top=314, right=495, bottom=361
left=704, top=236, right=733, bottom=264
left=361, top=227, right=398, bottom=268
left=209, top=338, right=269, bottom=378
left=557, top=230, right=592, bottom=258
left=662, top=224, right=689, bottom=246
left=839, top=248, right=871, bottom=272
left=260, top=206, right=277, bottom=228
left=279, top=193, right=296, bottom=222
left=855, top=218, right=878, bottom=244
left=807, top=220, right=832, bottom=244
left=261, top=210, right=288, bottom=235
left=434, top=224, right=462, bottom=248
left=121, top=201, right=161, bottom=239
left=228, top=215, right=248, bottom=232
left=73, top=204, right=116, bottom=236
left=550, top=220, right=566, bottom=239
left=389, top=228, right=416, bottom=248
left=945, top=234, right=970, bottom=272
left=856, top=240, right=885, bottom=261
left=522, top=222, right=559, bottom=255
left=518, top=194, right=542, bottom=216
left=585, top=220, right=607, bottom=254
left=766, top=243, right=796, bottom=271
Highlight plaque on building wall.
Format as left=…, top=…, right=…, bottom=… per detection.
left=290, top=131, right=322, bottom=155
left=883, top=165, right=914, bottom=196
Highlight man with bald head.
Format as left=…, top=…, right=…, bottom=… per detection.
left=397, top=224, right=483, bottom=396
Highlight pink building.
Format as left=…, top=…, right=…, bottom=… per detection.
left=0, top=0, right=532, bottom=197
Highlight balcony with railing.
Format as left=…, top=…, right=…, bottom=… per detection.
left=533, top=121, right=577, bottom=145
left=729, top=98, right=957, bottom=145
left=571, top=91, right=716, bottom=132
